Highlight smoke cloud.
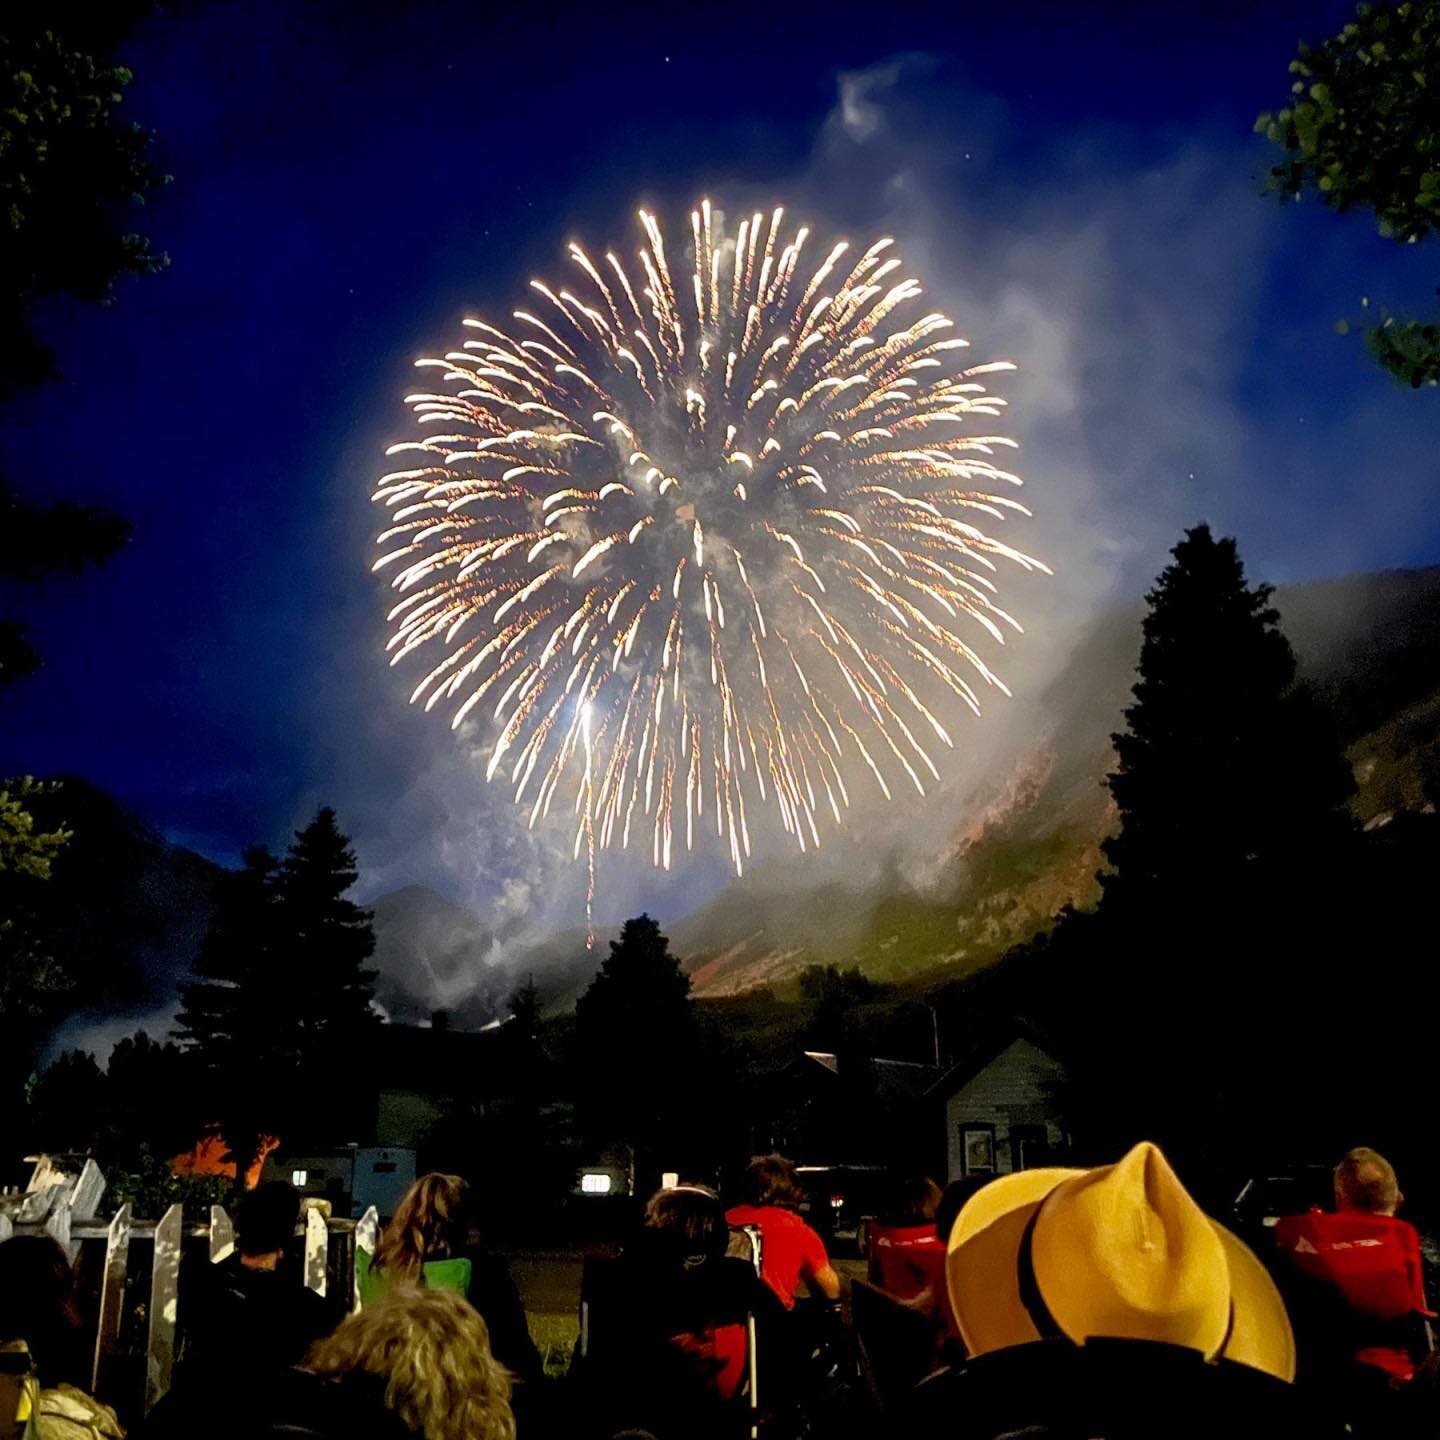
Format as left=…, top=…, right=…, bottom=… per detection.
left=302, top=54, right=1438, bottom=1007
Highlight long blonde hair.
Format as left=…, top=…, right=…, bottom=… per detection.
left=373, top=1172, right=471, bottom=1275
left=308, top=1284, right=514, bottom=1440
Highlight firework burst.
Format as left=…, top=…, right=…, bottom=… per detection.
left=374, top=203, right=1047, bottom=903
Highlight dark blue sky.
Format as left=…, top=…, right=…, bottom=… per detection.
left=2, top=0, right=1437, bottom=927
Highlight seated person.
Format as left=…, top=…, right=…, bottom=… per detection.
left=725, top=1154, right=841, bottom=1310
left=867, top=1175, right=943, bottom=1302
left=906, top=1141, right=1328, bottom=1438
left=1275, top=1147, right=1432, bottom=1386
left=0, top=1235, right=125, bottom=1440
left=262, top=1284, right=515, bottom=1440
left=186, top=1181, right=336, bottom=1378
left=145, top=1182, right=337, bottom=1437
left=358, top=1173, right=540, bottom=1386
left=576, top=1183, right=776, bottom=1440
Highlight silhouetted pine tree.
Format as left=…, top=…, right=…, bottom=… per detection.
left=1103, top=524, right=1354, bottom=901
left=574, top=914, right=692, bottom=1160
left=176, top=810, right=376, bottom=1161
left=174, top=846, right=286, bottom=1167
left=278, top=807, right=377, bottom=1063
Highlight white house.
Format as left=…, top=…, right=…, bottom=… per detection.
left=929, top=1034, right=1069, bottom=1182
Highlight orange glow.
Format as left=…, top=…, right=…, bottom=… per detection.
left=171, top=1131, right=280, bottom=1190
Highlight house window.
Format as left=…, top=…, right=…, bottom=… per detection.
left=1011, top=1125, right=1050, bottom=1170
left=961, top=1125, right=996, bottom=1176
left=291, top=1170, right=308, bottom=1187
left=580, top=1172, right=613, bottom=1195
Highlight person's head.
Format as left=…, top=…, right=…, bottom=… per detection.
left=307, top=1285, right=513, bottom=1440
left=643, top=1184, right=729, bottom=1269
left=741, top=1153, right=805, bottom=1210
left=888, top=1175, right=942, bottom=1226
left=375, top=1173, right=472, bottom=1274
left=1334, top=1147, right=1401, bottom=1216
left=0, top=1235, right=82, bottom=1387
left=235, top=1181, right=302, bottom=1265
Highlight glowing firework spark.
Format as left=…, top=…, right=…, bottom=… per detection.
left=374, top=203, right=1048, bottom=905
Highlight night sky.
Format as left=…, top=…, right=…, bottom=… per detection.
left=1, top=0, right=1437, bottom=931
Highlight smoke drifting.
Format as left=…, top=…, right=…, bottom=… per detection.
left=306, top=54, right=1438, bottom=1012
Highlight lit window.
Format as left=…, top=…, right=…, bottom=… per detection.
left=580, top=1172, right=612, bottom=1195
left=291, top=1169, right=308, bottom=1187
left=661, top=1171, right=679, bottom=1190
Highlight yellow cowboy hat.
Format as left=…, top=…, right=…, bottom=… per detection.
left=945, top=1141, right=1295, bottom=1382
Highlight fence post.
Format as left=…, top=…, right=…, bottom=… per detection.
left=45, top=1188, right=72, bottom=1260
left=61, top=1159, right=106, bottom=1265
left=303, top=1207, right=327, bottom=1297
left=146, top=1204, right=183, bottom=1415
left=209, top=1204, right=234, bottom=1263
left=92, top=1204, right=132, bottom=1395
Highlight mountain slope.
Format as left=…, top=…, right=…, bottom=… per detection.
left=668, top=566, right=1440, bottom=994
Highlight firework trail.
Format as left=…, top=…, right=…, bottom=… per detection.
left=375, top=203, right=1047, bottom=920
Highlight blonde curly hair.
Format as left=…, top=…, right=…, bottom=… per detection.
left=307, top=1284, right=515, bottom=1440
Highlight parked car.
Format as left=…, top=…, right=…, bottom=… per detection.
left=1232, top=1165, right=1333, bottom=1249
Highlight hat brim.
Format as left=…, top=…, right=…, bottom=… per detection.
left=946, top=1169, right=1295, bottom=1382
left=1214, top=1222, right=1296, bottom=1382
left=946, top=1168, right=1081, bottom=1358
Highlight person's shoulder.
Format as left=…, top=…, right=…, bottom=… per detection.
left=258, top=1368, right=414, bottom=1440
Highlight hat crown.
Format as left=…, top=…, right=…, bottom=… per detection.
left=946, top=1141, right=1295, bottom=1381
left=1031, top=1142, right=1230, bottom=1355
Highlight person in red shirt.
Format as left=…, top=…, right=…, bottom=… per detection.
left=867, top=1175, right=945, bottom=1302
left=725, top=1153, right=842, bottom=1310
left=1275, top=1146, right=1433, bottom=1412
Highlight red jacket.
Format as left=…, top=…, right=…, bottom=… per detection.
left=1274, top=1208, right=1432, bottom=1380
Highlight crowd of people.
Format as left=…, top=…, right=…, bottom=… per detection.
left=0, top=1144, right=1435, bottom=1438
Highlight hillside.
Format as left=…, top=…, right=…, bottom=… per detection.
left=20, top=568, right=1438, bottom=1032
left=665, top=566, right=1440, bottom=994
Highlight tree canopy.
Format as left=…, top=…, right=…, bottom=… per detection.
left=574, top=914, right=694, bottom=1156
left=1258, top=1, right=1440, bottom=386
left=1103, top=524, right=1354, bottom=899
left=175, top=809, right=377, bottom=1166
left=0, top=9, right=167, bottom=391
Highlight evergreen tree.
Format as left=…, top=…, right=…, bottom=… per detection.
left=173, top=846, right=286, bottom=1167
left=28, top=1048, right=108, bottom=1153
left=1102, top=524, right=1354, bottom=900
left=277, top=807, right=378, bottom=1060
left=175, top=811, right=377, bottom=1161
left=574, top=914, right=693, bottom=1158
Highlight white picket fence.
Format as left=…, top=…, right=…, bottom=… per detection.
left=0, top=1157, right=380, bottom=1415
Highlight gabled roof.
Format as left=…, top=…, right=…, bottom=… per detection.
left=923, top=1021, right=1061, bottom=1102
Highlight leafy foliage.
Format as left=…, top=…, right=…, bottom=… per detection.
left=1257, top=1, right=1440, bottom=386
left=0, top=778, right=70, bottom=879
left=0, top=13, right=168, bottom=391
left=0, top=779, right=74, bottom=1107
